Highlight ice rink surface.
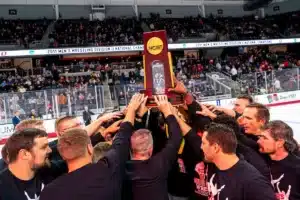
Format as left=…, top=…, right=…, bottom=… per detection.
left=269, top=102, right=300, bottom=142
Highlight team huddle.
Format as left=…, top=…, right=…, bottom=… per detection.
left=0, top=79, right=299, bottom=200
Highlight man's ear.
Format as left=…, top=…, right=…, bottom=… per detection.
left=87, top=144, right=93, bottom=156
left=213, top=143, right=220, bottom=154
left=19, top=149, right=32, bottom=161
left=276, top=139, right=285, bottom=149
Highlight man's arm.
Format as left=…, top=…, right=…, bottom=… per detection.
left=175, top=116, right=205, bottom=160
left=218, top=107, right=236, bottom=118
left=84, top=112, right=123, bottom=137
left=152, top=96, right=182, bottom=174
left=100, top=94, right=146, bottom=167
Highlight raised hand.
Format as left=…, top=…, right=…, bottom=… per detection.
left=203, top=104, right=218, bottom=112
left=128, top=93, right=145, bottom=112
left=99, top=111, right=123, bottom=123
left=196, top=103, right=217, bottom=119
left=137, top=95, right=148, bottom=118
left=167, top=74, right=187, bottom=94
left=103, top=120, right=123, bottom=137
left=168, top=80, right=187, bottom=95
left=123, top=94, right=147, bottom=124
left=154, top=95, right=173, bottom=118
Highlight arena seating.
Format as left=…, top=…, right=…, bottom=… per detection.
left=49, top=18, right=143, bottom=47
left=0, top=18, right=51, bottom=46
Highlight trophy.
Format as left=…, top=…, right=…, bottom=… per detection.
left=141, top=30, right=183, bottom=106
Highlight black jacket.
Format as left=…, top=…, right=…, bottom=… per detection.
left=124, top=115, right=182, bottom=200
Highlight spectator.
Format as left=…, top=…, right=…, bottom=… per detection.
left=12, top=110, right=21, bottom=128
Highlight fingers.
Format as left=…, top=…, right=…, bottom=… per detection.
left=154, top=95, right=168, bottom=105
left=196, top=111, right=206, bottom=116
left=168, top=88, right=175, bottom=92
left=142, top=96, right=148, bottom=106
left=154, top=95, right=160, bottom=106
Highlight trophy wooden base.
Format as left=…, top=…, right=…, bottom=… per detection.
left=140, top=89, right=184, bottom=107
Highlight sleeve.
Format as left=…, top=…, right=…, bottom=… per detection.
left=152, top=115, right=182, bottom=175
left=0, top=159, right=7, bottom=171
left=40, top=187, right=55, bottom=200
left=237, top=144, right=271, bottom=181
left=133, top=111, right=148, bottom=130
left=184, top=129, right=204, bottom=160
left=187, top=101, right=212, bottom=132
left=235, top=111, right=242, bottom=120
left=90, top=133, right=105, bottom=146
left=245, top=176, right=276, bottom=200
left=237, top=133, right=260, bottom=151
left=99, top=122, right=133, bottom=168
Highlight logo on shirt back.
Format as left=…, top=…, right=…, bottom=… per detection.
left=194, top=162, right=209, bottom=196
left=24, top=183, right=44, bottom=200
left=177, top=158, right=186, bottom=173
left=194, top=162, right=229, bottom=200
left=271, top=174, right=291, bottom=200
left=207, top=174, right=227, bottom=200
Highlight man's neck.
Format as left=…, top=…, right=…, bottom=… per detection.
left=131, top=154, right=150, bottom=161
left=8, top=162, right=35, bottom=181
left=251, top=129, right=262, bottom=136
left=214, top=154, right=239, bottom=171
left=270, top=149, right=289, bottom=161
left=68, top=157, right=91, bottom=173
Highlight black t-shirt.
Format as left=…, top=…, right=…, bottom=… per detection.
left=124, top=116, right=182, bottom=200
left=40, top=122, right=133, bottom=200
left=0, top=159, right=7, bottom=171
left=0, top=161, right=66, bottom=200
left=269, top=154, right=300, bottom=200
left=167, top=141, right=196, bottom=198
left=12, top=171, right=44, bottom=200
left=237, top=143, right=271, bottom=180
left=209, top=159, right=275, bottom=200
left=184, top=129, right=276, bottom=200
left=192, top=160, right=276, bottom=200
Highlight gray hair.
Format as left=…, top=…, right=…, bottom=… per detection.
left=130, top=129, right=153, bottom=156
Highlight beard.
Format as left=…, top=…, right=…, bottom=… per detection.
left=31, top=155, right=51, bottom=170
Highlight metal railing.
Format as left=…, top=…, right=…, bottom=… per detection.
left=237, top=67, right=300, bottom=95
left=0, top=67, right=299, bottom=124
left=0, top=75, right=231, bottom=124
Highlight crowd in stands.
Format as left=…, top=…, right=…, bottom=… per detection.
left=0, top=18, right=51, bottom=47
left=1, top=10, right=299, bottom=47
left=1, top=79, right=300, bottom=200
left=145, top=13, right=210, bottom=42
left=1, top=44, right=300, bottom=97
left=49, top=18, right=143, bottom=47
